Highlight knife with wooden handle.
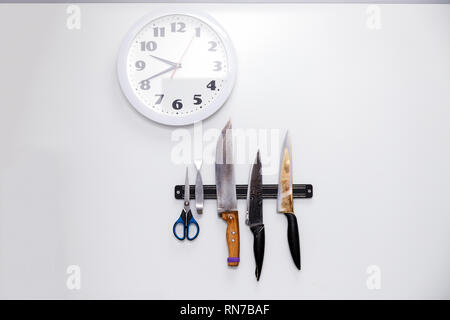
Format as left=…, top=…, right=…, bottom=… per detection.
left=221, top=211, right=240, bottom=266
left=277, top=131, right=301, bottom=270
left=215, top=120, right=240, bottom=267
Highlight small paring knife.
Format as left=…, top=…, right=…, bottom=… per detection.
left=194, top=158, right=203, bottom=215
left=277, top=131, right=301, bottom=270
left=246, top=150, right=265, bottom=280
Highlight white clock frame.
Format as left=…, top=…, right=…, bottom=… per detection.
left=117, top=10, right=237, bottom=126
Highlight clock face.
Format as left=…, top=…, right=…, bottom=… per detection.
left=118, top=12, right=236, bottom=126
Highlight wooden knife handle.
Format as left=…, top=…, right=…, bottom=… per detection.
left=221, top=211, right=240, bottom=266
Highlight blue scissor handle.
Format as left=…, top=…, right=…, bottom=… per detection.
left=173, top=209, right=200, bottom=241
left=173, top=211, right=186, bottom=240
left=186, top=210, right=199, bottom=241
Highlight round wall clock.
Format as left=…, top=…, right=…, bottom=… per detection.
left=117, top=11, right=236, bottom=126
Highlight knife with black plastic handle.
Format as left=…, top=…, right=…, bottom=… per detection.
left=246, top=150, right=265, bottom=280
left=277, top=131, right=301, bottom=270
left=285, top=213, right=300, bottom=269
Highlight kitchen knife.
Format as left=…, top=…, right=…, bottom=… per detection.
left=194, top=160, right=203, bottom=214
left=246, top=150, right=265, bottom=280
left=277, top=131, right=301, bottom=270
left=215, top=120, right=240, bottom=267
left=194, top=122, right=203, bottom=214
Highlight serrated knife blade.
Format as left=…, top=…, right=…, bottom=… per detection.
left=246, top=150, right=265, bottom=280
left=246, top=150, right=263, bottom=227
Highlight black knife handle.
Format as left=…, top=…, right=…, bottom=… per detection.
left=250, top=224, right=265, bottom=281
left=285, top=214, right=301, bottom=270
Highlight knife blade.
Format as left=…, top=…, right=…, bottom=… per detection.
left=194, top=122, right=203, bottom=214
left=277, top=131, right=301, bottom=270
left=194, top=160, right=203, bottom=214
left=246, top=150, right=265, bottom=280
left=215, top=120, right=240, bottom=267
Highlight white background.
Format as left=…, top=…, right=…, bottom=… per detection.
left=0, top=3, right=449, bottom=299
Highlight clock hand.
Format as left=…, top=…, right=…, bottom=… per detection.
left=149, top=55, right=181, bottom=68
left=142, top=65, right=177, bottom=82
left=171, top=34, right=196, bottom=79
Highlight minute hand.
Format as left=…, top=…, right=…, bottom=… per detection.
left=142, top=65, right=177, bottom=82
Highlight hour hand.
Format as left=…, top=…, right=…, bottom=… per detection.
left=149, top=55, right=181, bottom=68
left=143, top=65, right=177, bottom=82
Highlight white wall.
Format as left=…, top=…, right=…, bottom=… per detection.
left=0, top=3, right=449, bottom=299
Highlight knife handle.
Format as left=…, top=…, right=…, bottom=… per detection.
left=221, top=211, right=240, bottom=267
left=285, top=213, right=301, bottom=270
left=250, top=224, right=265, bottom=280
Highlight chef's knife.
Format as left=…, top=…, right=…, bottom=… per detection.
left=246, top=150, right=265, bottom=280
left=215, top=120, right=240, bottom=267
left=277, top=131, right=301, bottom=270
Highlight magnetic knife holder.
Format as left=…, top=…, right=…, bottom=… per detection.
left=174, top=184, right=313, bottom=200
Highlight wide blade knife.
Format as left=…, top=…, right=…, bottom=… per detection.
left=277, top=131, right=301, bottom=270
left=215, top=120, right=240, bottom=267
left=246, top=150, right=265, bottom=280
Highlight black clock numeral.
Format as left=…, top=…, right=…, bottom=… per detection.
left=139, top=80, right=150, bottom=90
left=172, top=99, right=183, bottom=110
left=140, top=41, right=157, bottom=51
left=206, top=80, right=216, bottom=91
left=193, top=94, right=202, bottom=105
left=171, top=22, right=186, bottom=33
left=195, top=27, right=201, bottom=37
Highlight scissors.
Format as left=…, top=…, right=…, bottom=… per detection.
left=173, top=168, right=200, bottom=241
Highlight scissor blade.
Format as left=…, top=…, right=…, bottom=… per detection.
left=215, top=120, right=237, bottom=213
left=184, top=167, right=189, bottom=203
left=277, top=132, right=294, bottom=214
left=246, top=150, right=263, bottom=226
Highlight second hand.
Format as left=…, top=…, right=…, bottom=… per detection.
left=171, top=34, right=196, bottom=79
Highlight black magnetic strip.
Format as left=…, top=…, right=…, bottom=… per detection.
left=174, top=184, right=313, bottom=200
